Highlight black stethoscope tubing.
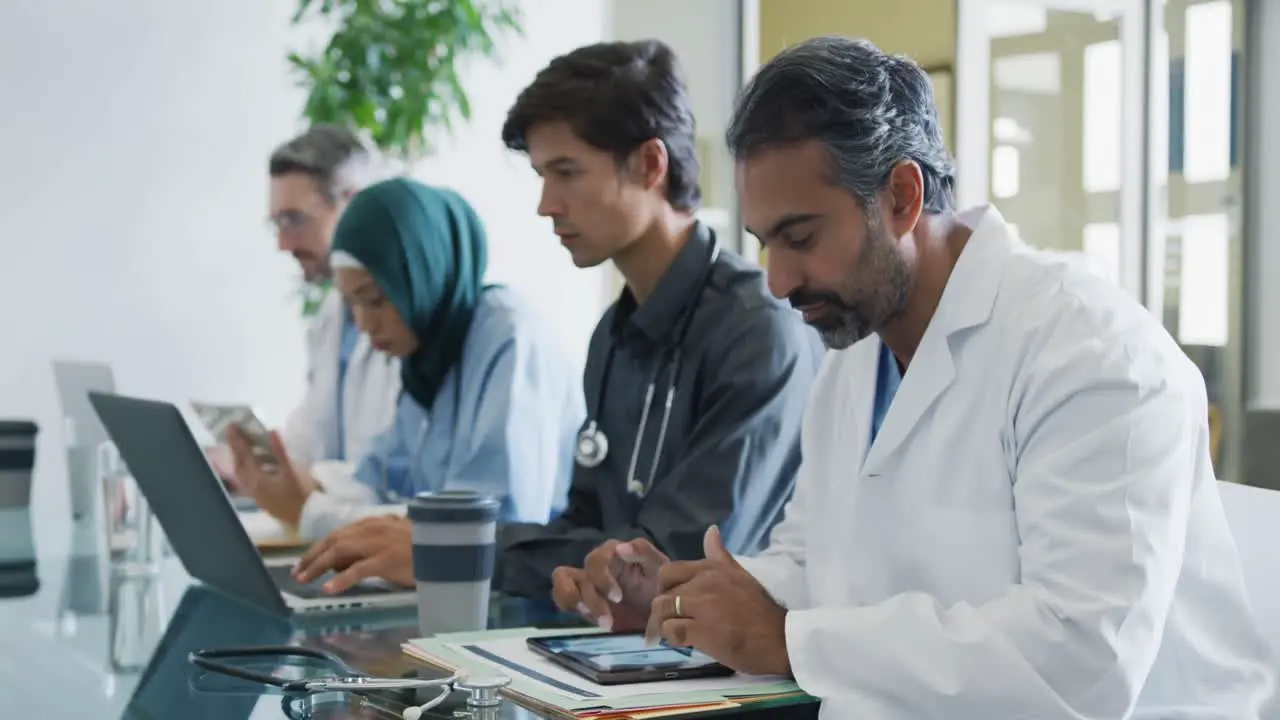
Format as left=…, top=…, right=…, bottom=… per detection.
left=577, top=236, right=720, bottom=497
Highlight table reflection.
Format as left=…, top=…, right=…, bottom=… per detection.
left=121, top=582, right=570, bottom=720
left=1, top=447, right=815, bottom=719
left=122, top=584, right=292, bottom=719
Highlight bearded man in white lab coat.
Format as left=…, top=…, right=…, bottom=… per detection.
left=550, top=37, right=1277, bottom=718
left=209, top=126, right=400, bottom=483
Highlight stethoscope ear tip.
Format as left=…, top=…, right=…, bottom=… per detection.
left=625, top=477, right=648, bottom=498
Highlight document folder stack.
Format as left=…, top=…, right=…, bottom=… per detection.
left=402, top=627, right=813, bottom=719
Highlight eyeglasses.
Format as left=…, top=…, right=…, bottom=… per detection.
left=269, top=209, right=317, bottom=235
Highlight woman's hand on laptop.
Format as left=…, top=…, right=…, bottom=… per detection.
left=292, top=515, right=413, bottom=594
left=227, top=426, right=318, bottom=529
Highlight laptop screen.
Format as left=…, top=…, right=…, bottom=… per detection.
left=87, top=392, right=289, bottom=617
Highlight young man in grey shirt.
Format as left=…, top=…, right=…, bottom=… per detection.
left=493, top=39, right=824, bottom=602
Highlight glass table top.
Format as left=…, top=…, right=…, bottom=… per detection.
left=0, top=473, right=818, bottom=719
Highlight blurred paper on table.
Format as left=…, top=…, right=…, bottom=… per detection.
left=238, top=510, right=307, bottom=550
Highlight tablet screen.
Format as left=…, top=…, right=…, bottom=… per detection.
left=535, top=634, right=723, bottom=672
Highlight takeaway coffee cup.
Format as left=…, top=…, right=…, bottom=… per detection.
left=0, top=420, right=40, bottom=598
left=409, top=490, right=500, bottom=635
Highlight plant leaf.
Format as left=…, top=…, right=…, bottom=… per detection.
left=287, top=0, right=522, bottom=159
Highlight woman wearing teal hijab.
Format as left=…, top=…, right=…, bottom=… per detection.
left=236, top=178, right=584, bottom=550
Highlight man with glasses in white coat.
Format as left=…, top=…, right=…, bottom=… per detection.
left=209, top=125, right=400, bottom=487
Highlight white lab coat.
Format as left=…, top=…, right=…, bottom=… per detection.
left=737, top=206, right=1276, bottom=719
left=280, top=290, right=401, bottom=468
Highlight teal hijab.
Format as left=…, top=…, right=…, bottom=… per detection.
left=331, top=178, right=488, bottom=410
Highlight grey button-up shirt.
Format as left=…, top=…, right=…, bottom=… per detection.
left=497, top=223, right=824, bottom=599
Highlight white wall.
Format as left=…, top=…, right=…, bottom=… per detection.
left=0, top=0, right=312, bottom=554
left=0, top=0, right=608, bottom=555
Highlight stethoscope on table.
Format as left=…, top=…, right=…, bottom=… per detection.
left=189, top=646, right=510, bottom=719
left=575, top=238, right=720, bottom=499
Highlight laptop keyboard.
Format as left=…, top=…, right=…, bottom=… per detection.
left=267, top=564, right=395, bottom=600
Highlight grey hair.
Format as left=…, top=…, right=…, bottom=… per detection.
left=726, top=36, right=955, bottom=213
left=268, top=124, right=382, bottom=205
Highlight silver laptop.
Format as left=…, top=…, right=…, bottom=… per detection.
left=52, top=360, right=116, bottom=448
left=86, top=391, right=417, bottom=617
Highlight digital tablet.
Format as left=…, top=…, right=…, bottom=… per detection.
left=191, top=401, right=281, bottom=469
left=527, top=632, right=734, bottom=685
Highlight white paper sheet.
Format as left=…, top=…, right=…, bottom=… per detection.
left=238, top=510, right=291, bottom=541
left=445, top=637, right=784, bottom=702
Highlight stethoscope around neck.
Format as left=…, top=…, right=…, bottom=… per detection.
left=574, top=238, right=720, bottom=499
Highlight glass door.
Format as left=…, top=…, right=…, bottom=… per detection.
left=954, top=0, right=1151, bottom=299
left=1155, top=0, right=1246, bottom=480
left=956, top=0, right=1248, bottom=480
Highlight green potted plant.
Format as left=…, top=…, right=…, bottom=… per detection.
left=287, top=0, right=523, bottom=161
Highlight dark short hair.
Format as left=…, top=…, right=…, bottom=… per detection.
left=726, top=36, right=955, bottom=214
left=268, top=124, right=374, bottom=204
left=502, top=40, right=701, bottom=210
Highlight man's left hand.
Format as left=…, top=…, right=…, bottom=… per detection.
left=645, top=526, right=791, bottom=677
left=227, top=427, right=317, bottom=528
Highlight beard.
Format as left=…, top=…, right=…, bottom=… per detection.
left=295, top=251, right=332, bottom=284
left=790, top=213, right=913, bottom=350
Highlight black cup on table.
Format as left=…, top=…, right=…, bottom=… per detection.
left=0, top=420, right=40, bottom=599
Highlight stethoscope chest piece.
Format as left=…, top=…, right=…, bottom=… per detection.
left=574, top=236, right=720, bottom=497
left=458, top=674, right=510, bottom=707
left=575, top=420, right=608, bottom=468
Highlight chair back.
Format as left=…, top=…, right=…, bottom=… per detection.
left=1217, top=480, right=1280, bottom=718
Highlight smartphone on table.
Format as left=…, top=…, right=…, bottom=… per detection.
left=526, top=632, right=734, bottom=686
left=191, top=401, right=282, bottom=471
